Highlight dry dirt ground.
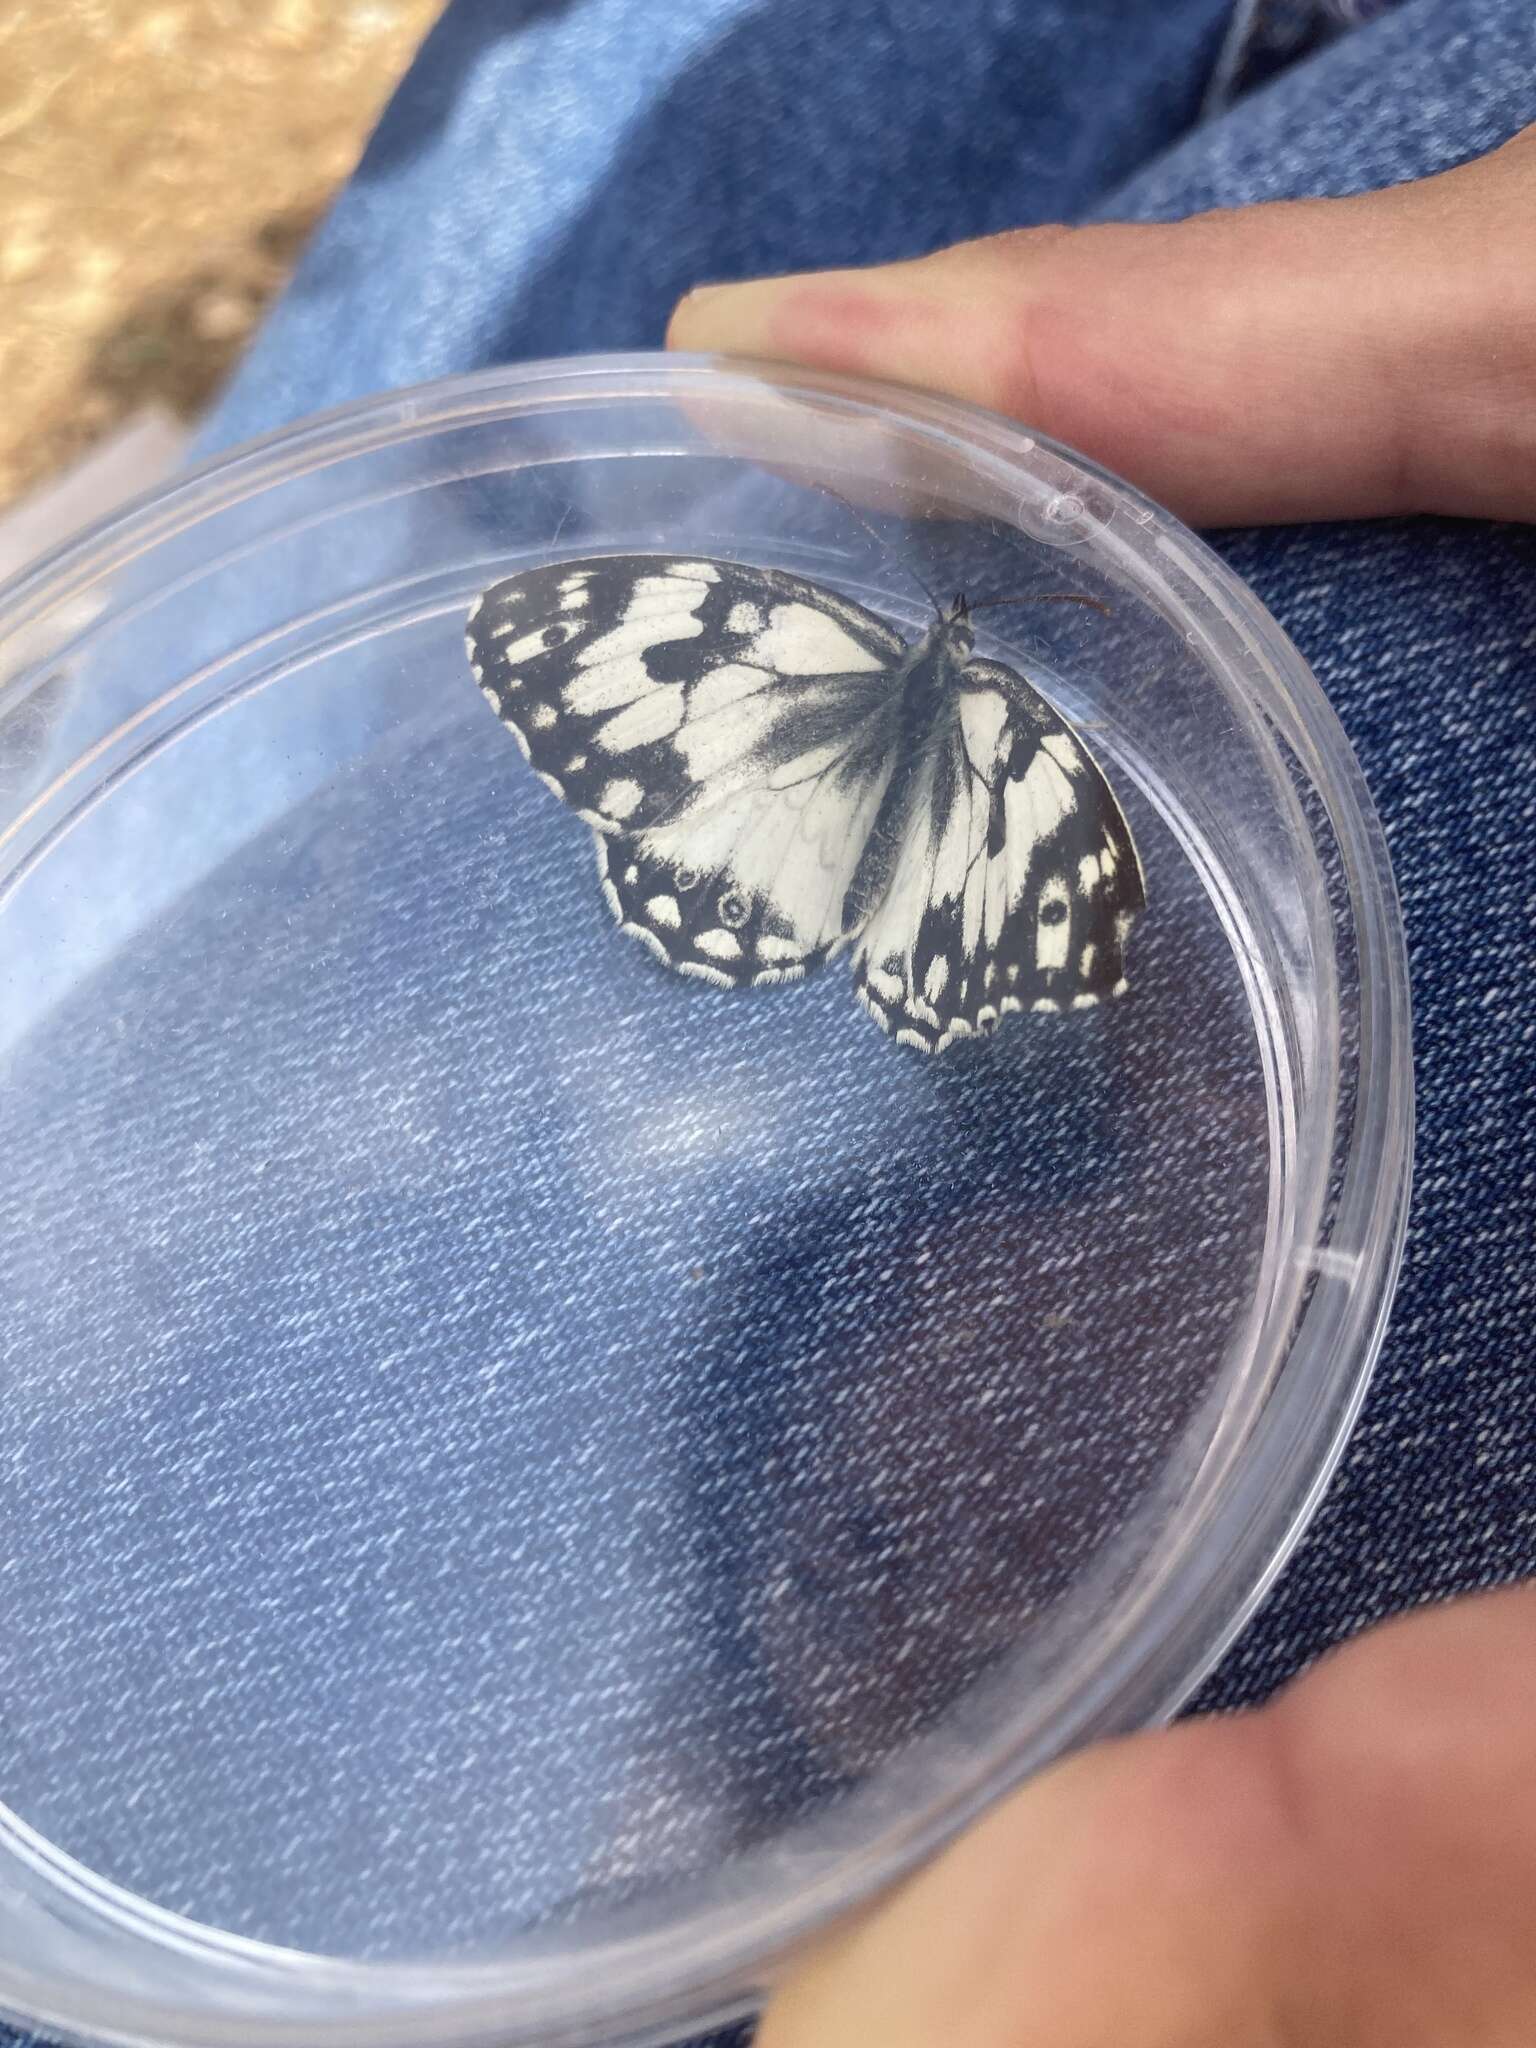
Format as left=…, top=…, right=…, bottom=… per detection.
left=0, top=0, right=442, bottom=512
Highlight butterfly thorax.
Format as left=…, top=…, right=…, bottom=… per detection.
left=891, top=610, right=976, bottom=723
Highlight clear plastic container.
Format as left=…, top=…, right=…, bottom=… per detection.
left=0, top=356, right=1411, bottom=2048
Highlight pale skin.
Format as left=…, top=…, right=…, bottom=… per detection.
left=668, top=126, right=1536, bottom=2044
left=669, top=123, right=1536, bottom=528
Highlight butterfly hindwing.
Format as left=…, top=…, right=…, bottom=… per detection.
left=594, top=702, right=907, bottom=984
left=852, top=657, right=1145, bottom=1053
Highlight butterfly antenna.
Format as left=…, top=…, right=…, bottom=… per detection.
left=814, top=481, right=945, bottom=623
left=967, top=591, right=1113, bottom=617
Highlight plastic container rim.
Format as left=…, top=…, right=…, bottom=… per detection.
left=0, top=354, right=1413, bottom=2048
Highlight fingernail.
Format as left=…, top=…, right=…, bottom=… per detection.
left=668, top=275, right=782, bottom=351
left=674, top=280, right=727, bottom=315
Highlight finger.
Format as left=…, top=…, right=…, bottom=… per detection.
left=669, top=127, right=1536, bottom=527
left=759, top=1715, right=1298, bottom=2048
left=756, top=1582, right=1536, bottom=2048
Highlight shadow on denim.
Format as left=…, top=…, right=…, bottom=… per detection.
left=354, top=0, right=587, bottom=178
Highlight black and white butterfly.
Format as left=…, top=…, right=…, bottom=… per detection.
left=465, top=555, right=1144, bottom=1053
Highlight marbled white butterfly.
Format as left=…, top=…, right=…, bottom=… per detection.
left=465, top=555, right=1143, bottom=1053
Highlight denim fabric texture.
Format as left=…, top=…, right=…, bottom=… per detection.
left=198, top=0, right=1239, bottom=445
left=5, top=0, right=1534, bottom=2042
left=197, top=0, right=1536, bottom=1711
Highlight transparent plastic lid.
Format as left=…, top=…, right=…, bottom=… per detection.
left=0, top=356, right=1411, bottom=2048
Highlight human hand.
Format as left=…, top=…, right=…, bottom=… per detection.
left=669, top=125, right=1536, bottom=526
left=752, top=1583, right=1536, bottom=2048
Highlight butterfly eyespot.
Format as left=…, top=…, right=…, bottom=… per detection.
left=717, top=889, right=749, bottom=929
left=673, top=865, right=702, bottom=892
left=1040, top=900, right=1069, bottom=926
left=541, top=622, right=579, bottom=650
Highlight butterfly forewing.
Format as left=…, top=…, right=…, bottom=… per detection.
left=851, top=660, right=1146, bottom=1052
left=468, top=555, right=909, bottom=979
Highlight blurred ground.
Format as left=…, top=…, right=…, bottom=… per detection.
left=0, top=0, right=442, bottom=513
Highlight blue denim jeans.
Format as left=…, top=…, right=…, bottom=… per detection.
left=6, top=2, right=1534, bottom=2042
left=200, top=0, right=1536, bottom=1714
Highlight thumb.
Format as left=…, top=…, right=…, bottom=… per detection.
left=669, top=126, right=1536, bottom=526
left=755, top=1583, right=1536, bottom=2048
